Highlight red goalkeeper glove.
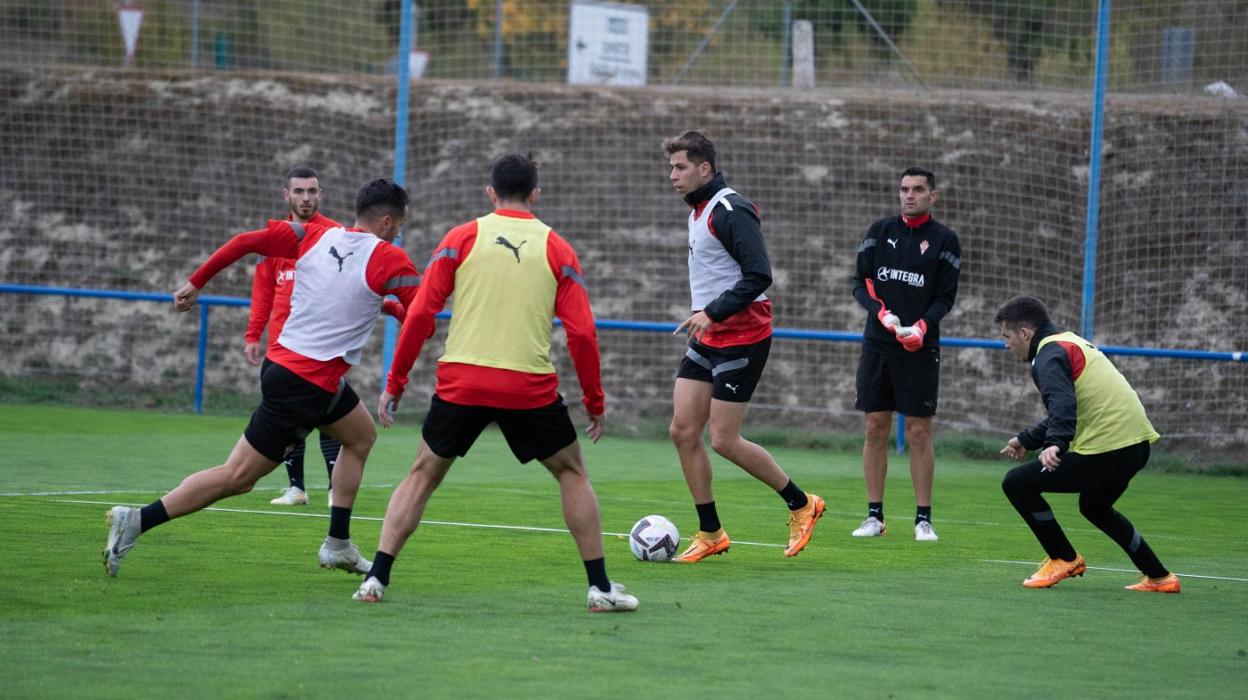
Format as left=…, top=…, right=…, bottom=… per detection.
left=864, top=279, right=900, bottom=333
left=896, top=319, right=928, bottom=352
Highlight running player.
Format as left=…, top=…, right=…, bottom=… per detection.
left=102, top=179, right=420, bottom=581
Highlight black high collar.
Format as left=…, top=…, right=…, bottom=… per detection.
left=684, top=172, right=727, bottom=208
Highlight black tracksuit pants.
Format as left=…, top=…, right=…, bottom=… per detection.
left=1001, top=441, right=1168, bottom=578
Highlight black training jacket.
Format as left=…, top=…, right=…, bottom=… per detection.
left=852, top=214, right=961, bottom=356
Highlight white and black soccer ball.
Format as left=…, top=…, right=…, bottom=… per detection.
left=629, top=515, right=680, bottom=562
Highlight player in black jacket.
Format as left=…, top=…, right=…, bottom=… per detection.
left=663, top=130, right=826, bottom=563
left=849, top=167, right=961, bottom=542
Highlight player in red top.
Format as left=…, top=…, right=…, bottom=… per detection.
left=244, top=166, right=404, bottom=508
left=351, top=154, right=636, bottom=612
left=102, top=179, right=421, bottom=583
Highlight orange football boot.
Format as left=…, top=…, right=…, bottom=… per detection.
left=673, top=529, right=730, bottom=563
left=784, top=494, right=826, bottom=557
left=1125, top=573, right=1181, bottom=593
left=1022, top=554, right=1087, bottom=588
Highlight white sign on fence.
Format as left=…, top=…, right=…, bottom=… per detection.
left=567, top=0, right=649, bottom=86
left=117, top=4, right=144, bottom=66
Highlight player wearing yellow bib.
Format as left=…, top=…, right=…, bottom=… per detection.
left=995, top=295, right=1179, bottom=593
left=355, top=154, right=637, bottom=612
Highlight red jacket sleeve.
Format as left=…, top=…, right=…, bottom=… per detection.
left=364, top=243, right=422, bottom=304
left=245, top=257, right=277, bottom=343
left=188, top=221, right=302, bottom=289
left=385, top=222, right=477, bottom=397
left=547, top=231, right=604, bottom=416
left=381, top=299, right=407, bottom=322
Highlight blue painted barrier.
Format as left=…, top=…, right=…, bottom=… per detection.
left=1, top=284, right=1243, bottom=419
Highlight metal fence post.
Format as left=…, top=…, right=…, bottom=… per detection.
left=1081, top=0, right=1112, bottom=340
left=195, top=303, right=209, bottom=414
left=382, top=0, right=414, bottom=387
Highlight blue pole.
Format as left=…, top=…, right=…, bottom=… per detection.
left=896, top=414, right=905, bottom=454
left=381, top=0, right=414, bottom=388
left=1081, top=0, right=1111, bottom=340
left=195, top=303, right=209, bottom=414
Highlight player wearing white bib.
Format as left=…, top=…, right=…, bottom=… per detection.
left=662, top=130, right=826, bottom=563
left=102, top=179, right=421, bottom=583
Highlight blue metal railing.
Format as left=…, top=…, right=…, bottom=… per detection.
left=3, top=284, right=1243, bottom=428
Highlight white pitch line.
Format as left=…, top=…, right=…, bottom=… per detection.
left=45, top=498, right=788, bottom=548
left=38, top=499, right=1248, bottom=577
left=981, top=559, right=1248, bottom=583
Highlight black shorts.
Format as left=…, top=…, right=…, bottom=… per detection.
left=676, top=337, right=771, bottom=403
left=421, top=394, right=578, bottom=464
left=854, top=348, right=940, bottom=417
left=244, top=360, right=360, bottom=462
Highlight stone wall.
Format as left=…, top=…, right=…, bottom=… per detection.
left=2, top=69, right=1245, bottom=455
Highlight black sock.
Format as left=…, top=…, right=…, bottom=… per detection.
left=868, top=502, right=884, bottom=522
left=368, top=551, right=396, bottom=586
left=777, top=479, right=808, bottom=511
left=284, top=442, right=306, bottom=491
left=139, top=500, right=170, bottom=533
left=328, top=506, right=352, bottom=540
left=583, top=557, right=610, bottom=592
left=695, top=502, right=721, bottom=533
left=916, top=505, right=932, bottom=525
left=320, top=433, right=339, bottom=485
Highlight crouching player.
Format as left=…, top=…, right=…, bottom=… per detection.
left=995, top=295, right=1179, bottom=593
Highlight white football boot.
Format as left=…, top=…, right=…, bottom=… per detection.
left=102, top=506, right=142, bottom=577
left=851, top=516, right=887, bottom=537
left=318, top=537, right=372, bottom=575
left=270, top=486, right=308, bottom=506
left=353, top=576, right=386, bottom=603
left=587, top=582, right=638, bottom=613
left=915, top=521, right=939, bottom=542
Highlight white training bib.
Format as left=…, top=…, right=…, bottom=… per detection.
left=688, top=187, right=767, bottom=310
left=278, top=228, right=384, bottom=365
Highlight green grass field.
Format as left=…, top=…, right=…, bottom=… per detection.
left=1, top=404, right=1245, bottom=699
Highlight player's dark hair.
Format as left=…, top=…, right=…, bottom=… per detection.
left=285, top=165, right=318, bottom=183
left=354, top=178, right=408, bottom=220
left=994, top=295, right=1051, bottom=331
left=490, top=153, right=539, bottom=201
left=901, top=166, right=936, bottom=190
left=662, top=130, right=717, bottom=173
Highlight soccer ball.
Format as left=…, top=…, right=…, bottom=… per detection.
left=629, top=515, right=681, bottom=562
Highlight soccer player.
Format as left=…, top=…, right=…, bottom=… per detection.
left=662, top=130, right=825, bottom=563
left=850, top=166, right=961, bottom=542
left=354, top=153, right=637, bottom=613
left=102, top=179, right=421, bottom=580
left=995, top=295, right=1179, bottom=593
left=244, top=166, right=405, bottom=507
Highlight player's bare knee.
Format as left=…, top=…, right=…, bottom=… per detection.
left=669, top=420, right=700, bottom=448
left=904, top=420, right=932, bottom=445
left=864, top=414, right=891, bottom=442
left=708, top=431, right=740, bottom=458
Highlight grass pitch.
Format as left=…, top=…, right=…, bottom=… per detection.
left=1, top=404, right=1245, bottom=699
